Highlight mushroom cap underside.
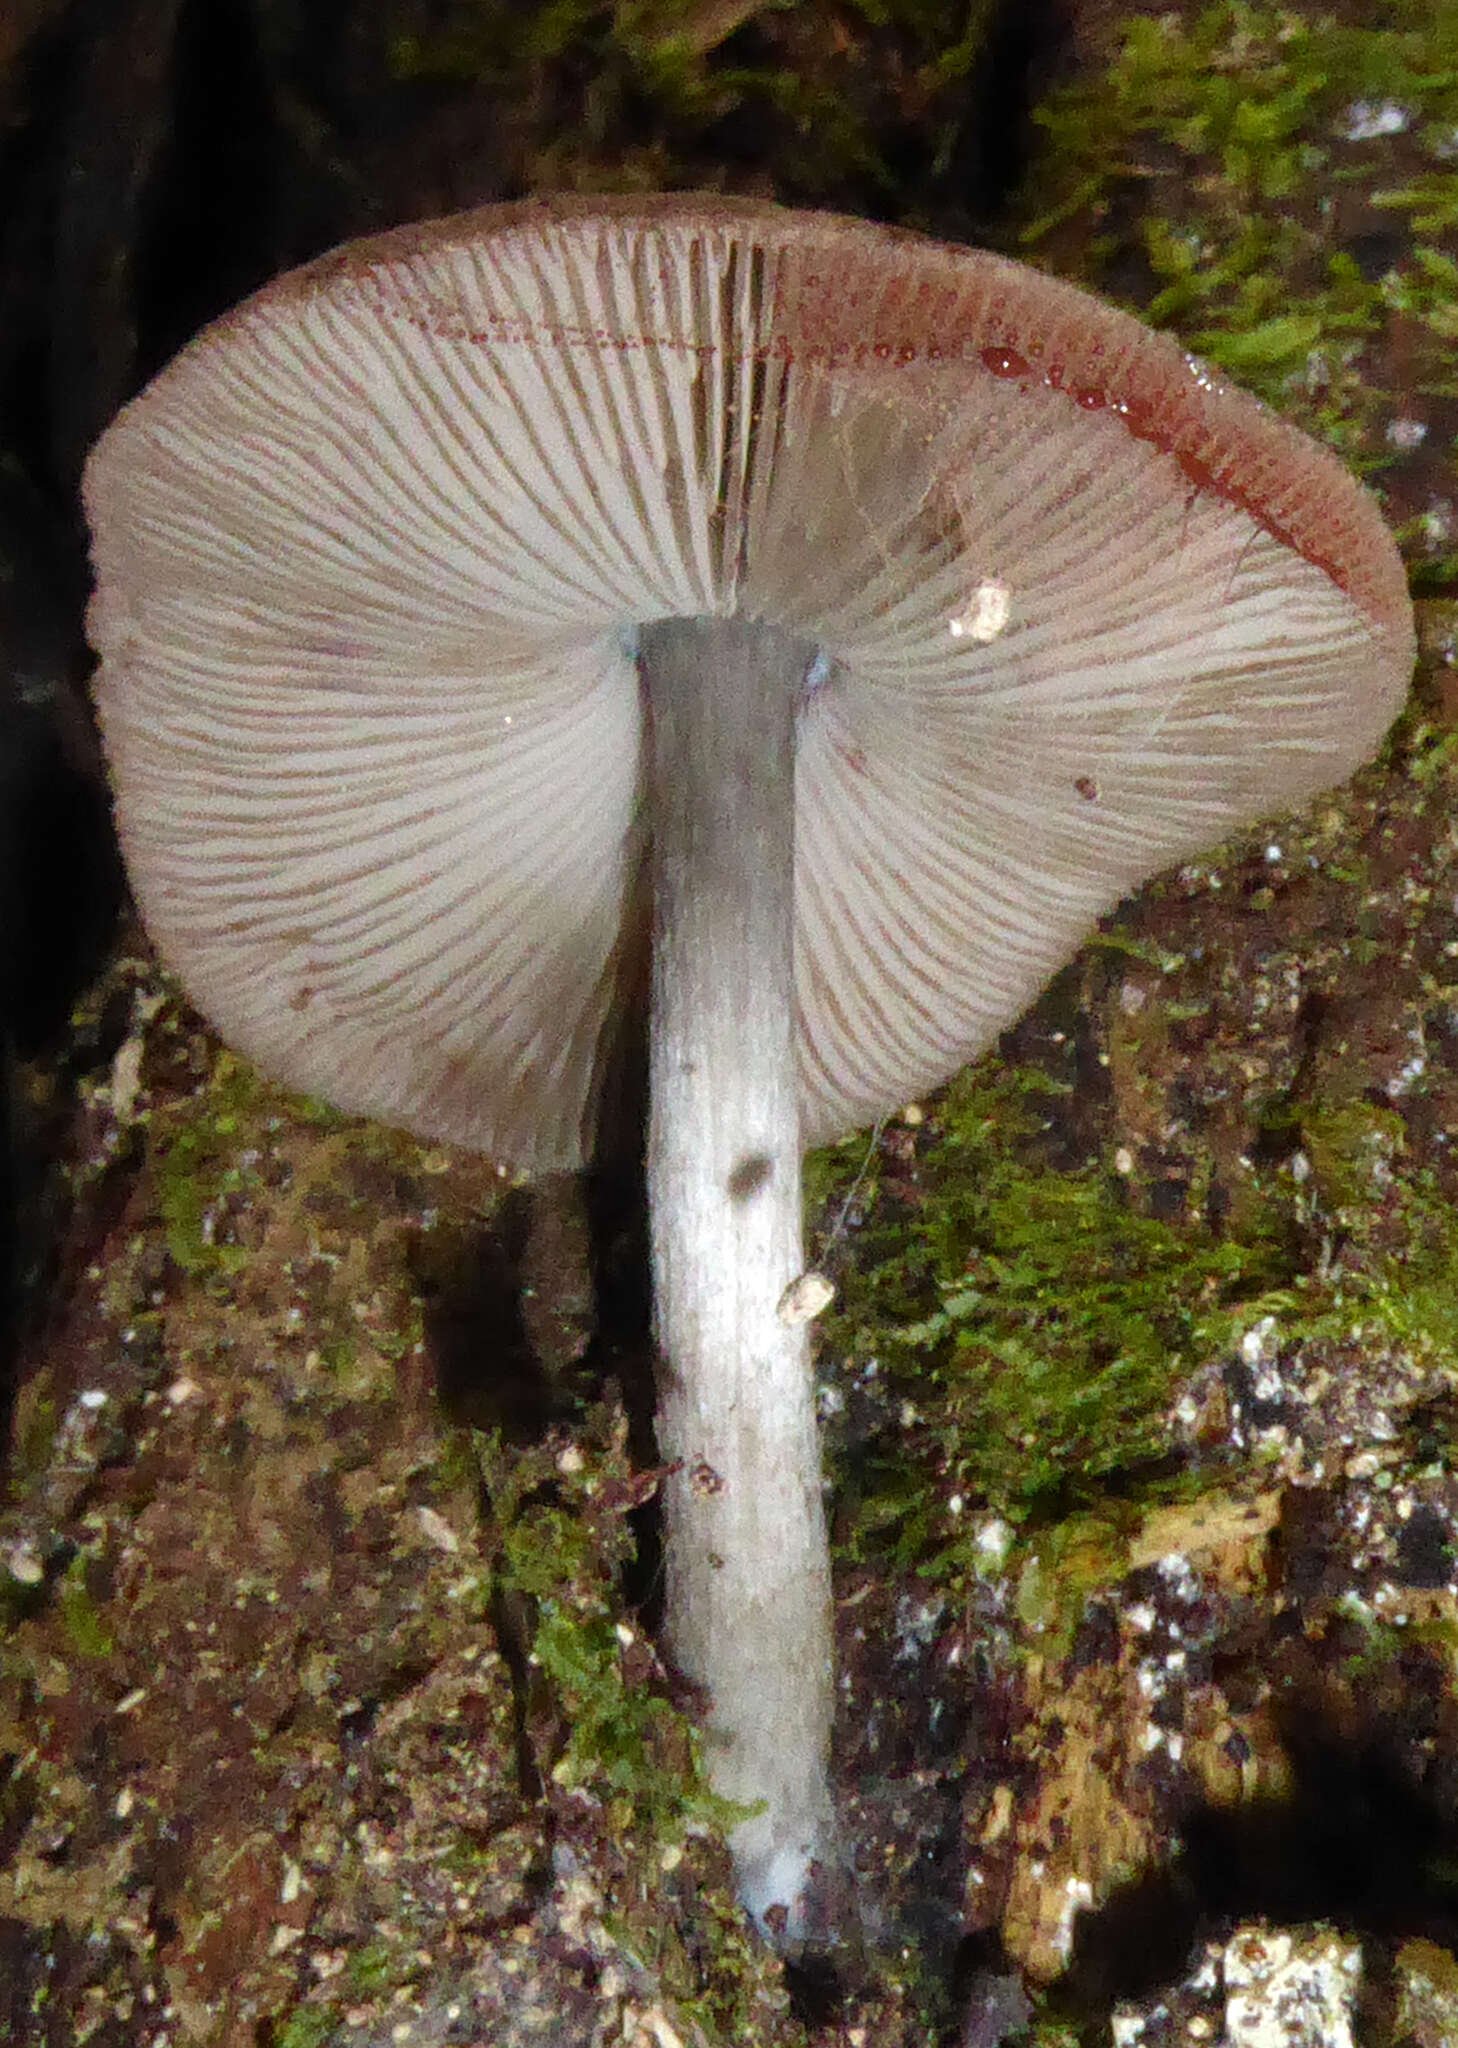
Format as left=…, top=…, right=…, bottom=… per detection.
left=85, top=196, right=1414, bottom=1168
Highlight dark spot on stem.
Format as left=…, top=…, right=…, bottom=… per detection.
left=727, top=1153, right=773, bottom=1201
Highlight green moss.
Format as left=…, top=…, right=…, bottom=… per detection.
left=1335, top=1164, right=1458, bottom=1364
left=380, top=0, right=1002, bottom=217
left=8, top=1389, right=59, bottom=1493
left=1026, top=2016, right=1086, bottom=2048
left=1396, top=1937, right=1458, bottom=2047
left=315, top=1333, right=359, bottom=1378
left=1301, top=1100, right=1407, bottom=1219
left=1339, top=1609, right=1458, bottom=1687
left=273, top=2008, right=337, bottom=2048
left=811, top=1062, right=1292, bottom=1565
left=1013, top=0, right=1458, bottom=490
left=1014, top=1511, right=1135, bottom=1646
left=471, top=1414, right=742, bottom=1844
left=149, top=1050, right=268, bottom=1284
left=58, top=1553, right=115, bottom=1660
left=809, top=1005, right=1458, bottom=1590
left=346, top=1938, right=414, bottom=1995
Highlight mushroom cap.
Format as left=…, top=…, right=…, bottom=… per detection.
left=85, top=196, right=1414, bottom=1168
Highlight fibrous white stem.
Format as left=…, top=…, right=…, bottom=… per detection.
left=639, top=614, right=835, bottom=1938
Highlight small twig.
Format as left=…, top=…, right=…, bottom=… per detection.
left=817, top=1116, right=887, bottom=1270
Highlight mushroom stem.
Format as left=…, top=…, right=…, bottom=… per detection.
left=639, top=614, right=836, bottom=1939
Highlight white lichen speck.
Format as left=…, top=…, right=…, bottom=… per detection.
left=1224, top=1925, right=1361, bottom=2048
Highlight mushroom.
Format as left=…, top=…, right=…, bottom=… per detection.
left=82, top=195, right=1414, bottom=1940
